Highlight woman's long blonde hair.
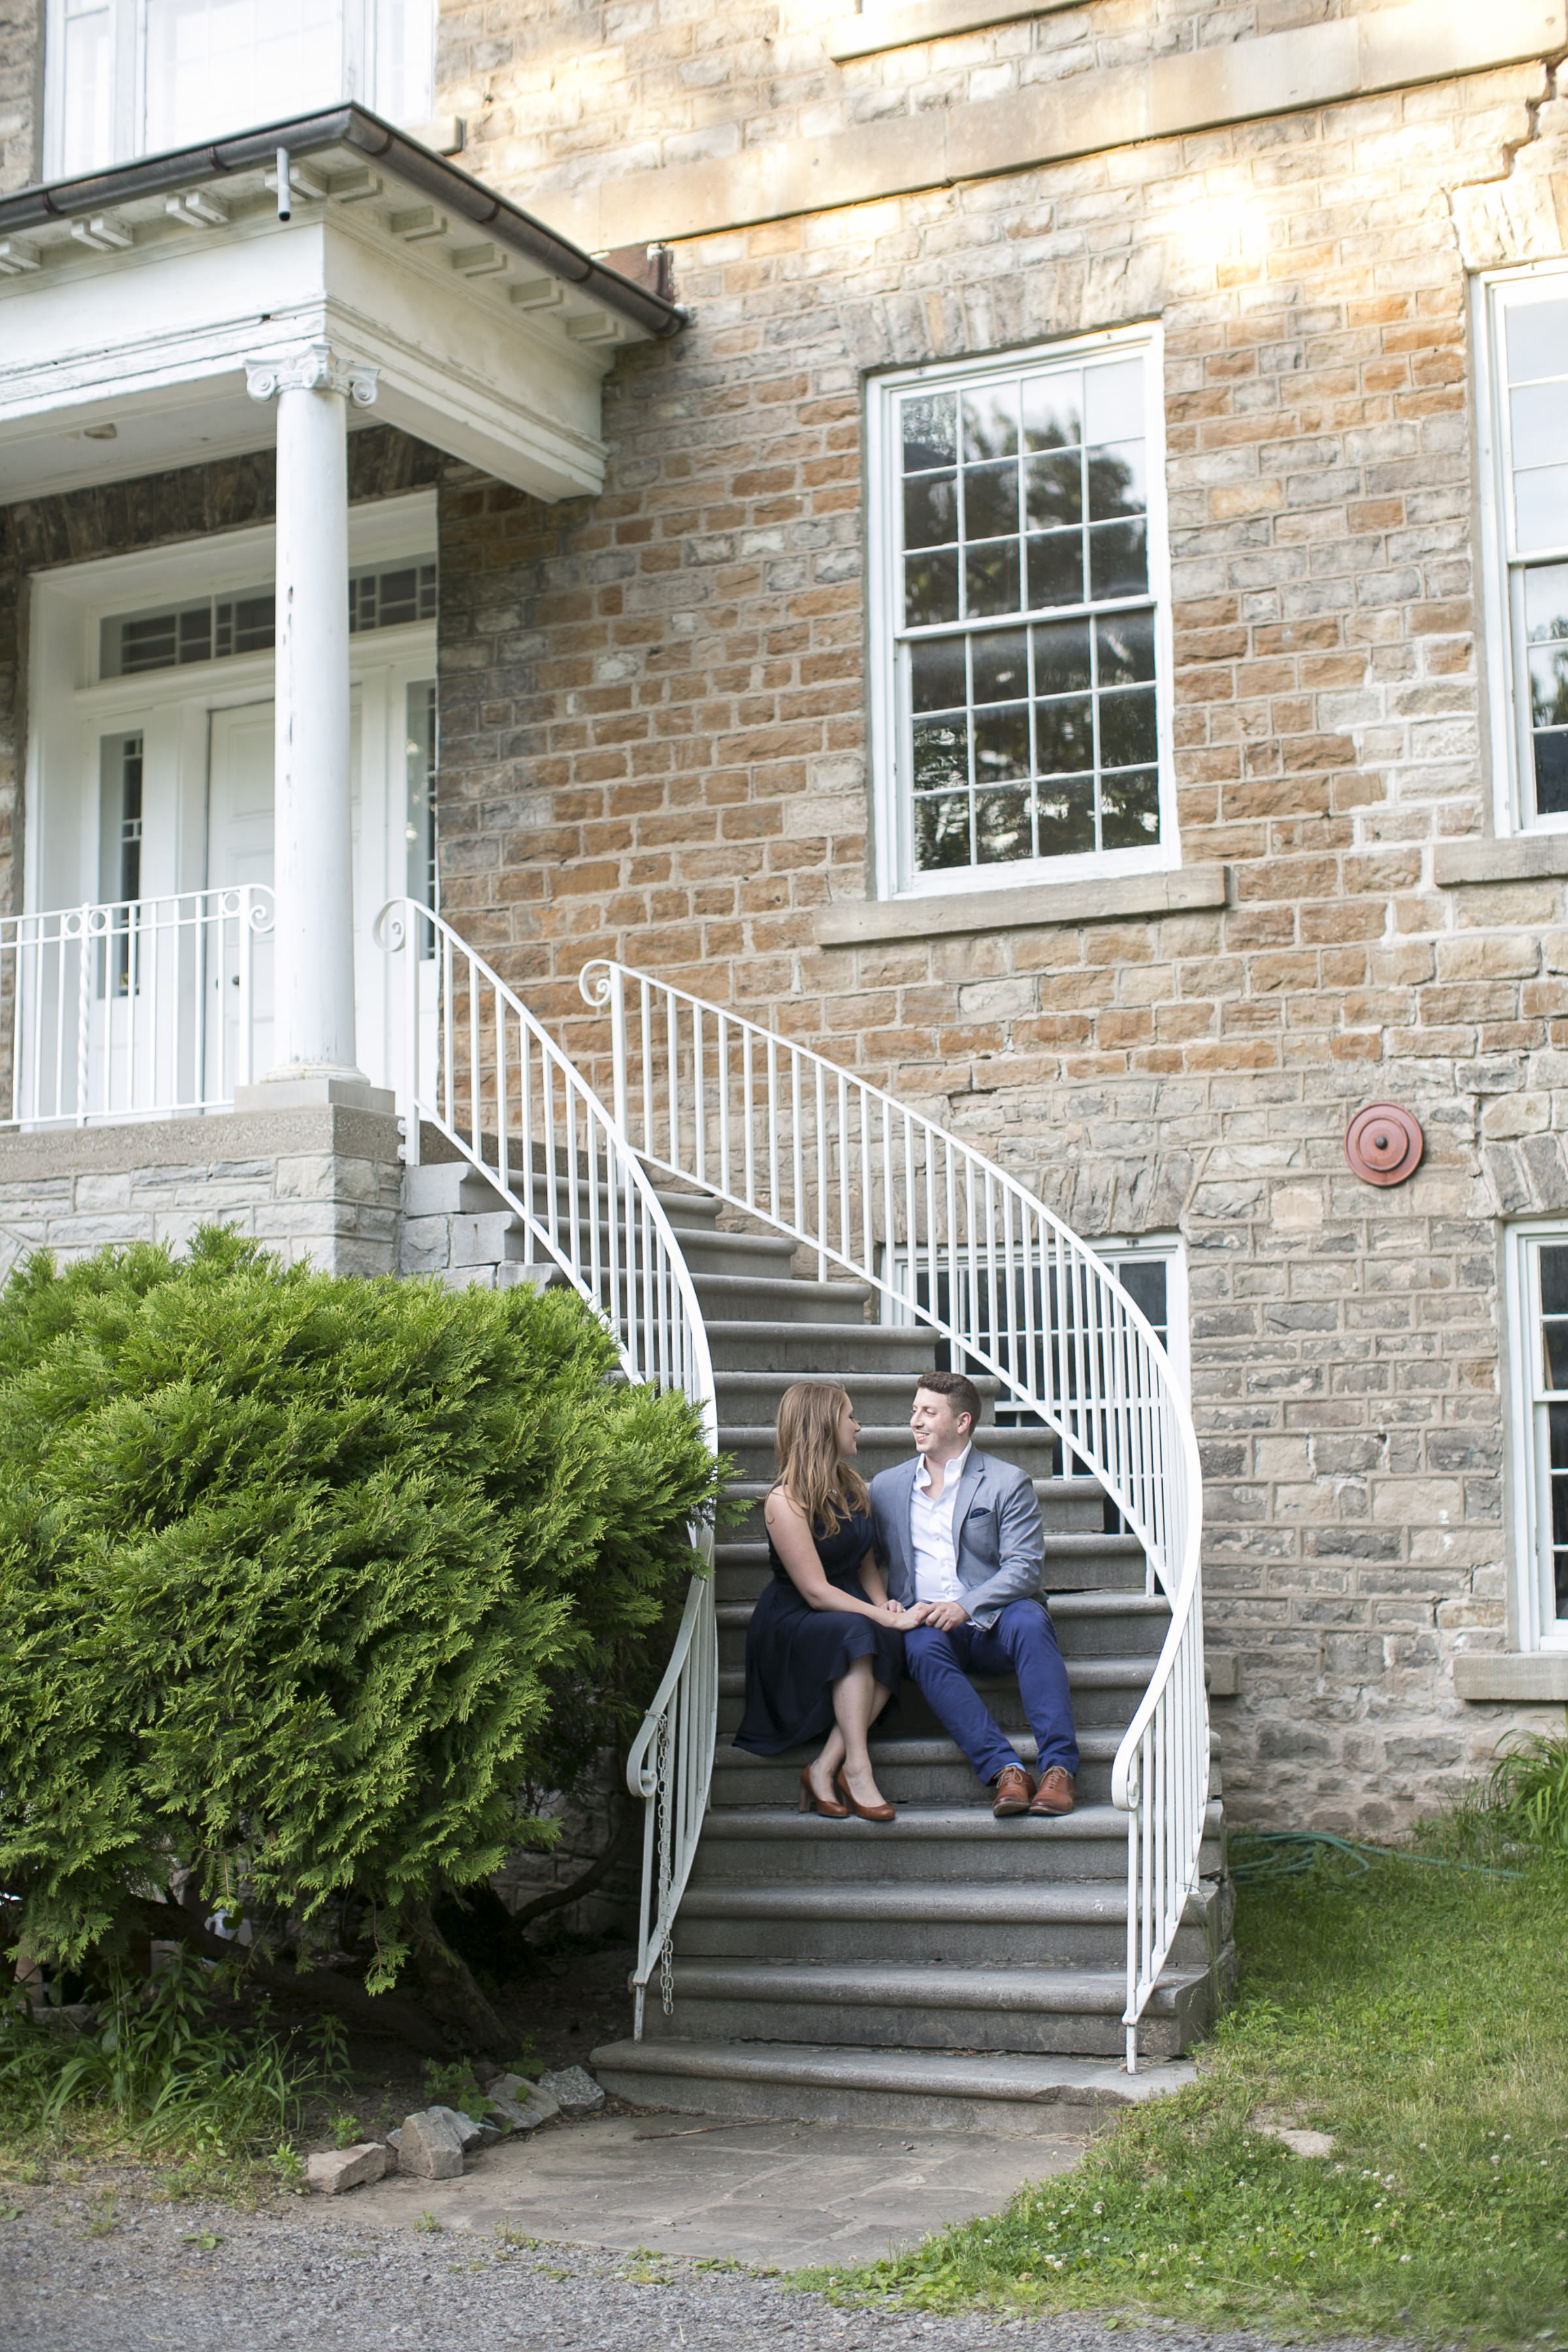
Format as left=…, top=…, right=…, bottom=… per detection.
left=773, top=1381, right=870, bottom=1535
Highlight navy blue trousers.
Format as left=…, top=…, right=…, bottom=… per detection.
left=904, top=1598, right=1079, bottom=1787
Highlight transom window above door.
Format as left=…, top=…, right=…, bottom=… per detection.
left=98, top=560, right=437, bottom=679
left=45, top=0, right=434, bottom=178
left=868, top=330, right=1174, bottom=898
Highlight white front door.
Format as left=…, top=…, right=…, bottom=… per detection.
left=206, top=702, right=277, bottom=1093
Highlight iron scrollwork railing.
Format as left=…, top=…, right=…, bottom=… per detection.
left=377, top=902, right=718, bottom=2034
left=579, top=956, right=1206, bottom=2070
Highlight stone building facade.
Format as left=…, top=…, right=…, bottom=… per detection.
left=5, top=0, right=1568, bottom=1838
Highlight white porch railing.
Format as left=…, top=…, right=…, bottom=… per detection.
left=0, top=887, right=274, bottom=1128
left=376, top=902, right=719, bottom=2034
left=579, top=958, right=1207, bottom=2070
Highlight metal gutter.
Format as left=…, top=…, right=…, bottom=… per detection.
left=0, top=105, right=685, bottom=340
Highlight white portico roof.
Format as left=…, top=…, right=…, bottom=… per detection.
left=0, top=107, right=683, bottom=507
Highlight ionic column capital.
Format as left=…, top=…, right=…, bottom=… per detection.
left=244, top=342, right=379, bottom=406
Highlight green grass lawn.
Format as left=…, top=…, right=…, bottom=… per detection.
left=803, top=1840, right=1568, bottom=2344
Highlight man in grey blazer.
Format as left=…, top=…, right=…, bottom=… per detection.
left=869, top=1369, right=1079, bottom=1818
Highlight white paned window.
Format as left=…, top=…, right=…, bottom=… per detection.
left=1475, top=268, right=1568, bottom=834
left=44, top=0, right=435, bottom=176
left=868, top=331, right=1174, bottom=897
left=1505, top=1226, right=1568, bottom=1651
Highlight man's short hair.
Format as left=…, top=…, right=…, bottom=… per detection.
left=915, top=1368, right=983, bottom=1432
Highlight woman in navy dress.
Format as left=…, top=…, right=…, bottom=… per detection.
left=734, top=1382, right=928, bottom=1821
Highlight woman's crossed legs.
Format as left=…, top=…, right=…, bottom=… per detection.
left=805, top=1653, right=893, bottom=1811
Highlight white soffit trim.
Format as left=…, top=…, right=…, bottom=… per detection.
left=0, top=130, right=665, bottom=506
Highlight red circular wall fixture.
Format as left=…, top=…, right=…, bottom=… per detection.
left=1345, top=1102, right=1424, bottom=1187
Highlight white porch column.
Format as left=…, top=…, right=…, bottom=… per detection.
left=243, top=342, right=384, bottom=1101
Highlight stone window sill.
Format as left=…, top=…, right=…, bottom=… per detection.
left=1433, top=834, right=1568, bottom=887
left=817, top=862, right=1228, bottom=949
left=823, top=0, right=1076, bottom=61
left=1453, top=1651, right=1568, bottom=1703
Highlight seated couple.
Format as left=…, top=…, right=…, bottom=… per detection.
left=733, top=1370, right=1079, bottom=1822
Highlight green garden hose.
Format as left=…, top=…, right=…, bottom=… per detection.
left=1228, top=1829, right=1522, bottom=1884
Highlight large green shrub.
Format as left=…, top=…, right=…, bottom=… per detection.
left=0, top=1230, right=719, bottom=2010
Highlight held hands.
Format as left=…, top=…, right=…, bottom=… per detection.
left=877, top=1599, right=931, bottom=1631
left=921, top=1598, right=970, bottom=1632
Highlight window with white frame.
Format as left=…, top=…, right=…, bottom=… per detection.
left=867, top=331, right=1174, bottom=897
left=45, top=0, right=434, bottom=178
left=1474, top=268, right=1568, bottom=834
left=1505, top=1225, right=1568, bottom=1651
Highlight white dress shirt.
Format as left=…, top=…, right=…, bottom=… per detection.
left=909, top=1442, right=972, bottom=1608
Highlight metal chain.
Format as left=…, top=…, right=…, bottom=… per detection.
left=655, top=1709, right=676, bottom=2015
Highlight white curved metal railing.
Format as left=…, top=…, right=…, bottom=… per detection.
left=578, top=957, right=1207, bottom=2070
left=376, top=902, right=719, bottom=2035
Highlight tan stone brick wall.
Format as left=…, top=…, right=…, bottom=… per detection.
left=0, top=0, right=41, bottom=192
left=0, top=1107, right=406, bottom=1278
left=429, top=49, right=1568, bottom=1833
left=443, top=0, right=1364, bottom=205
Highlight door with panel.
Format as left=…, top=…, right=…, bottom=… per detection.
left=205, top=701, right=276, bottom=1096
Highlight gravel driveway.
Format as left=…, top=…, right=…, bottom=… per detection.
left=1, top=2180, right=1411, bottom=2352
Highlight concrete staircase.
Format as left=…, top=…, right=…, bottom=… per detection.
left=590, top=1185, right=1231, bottom=2132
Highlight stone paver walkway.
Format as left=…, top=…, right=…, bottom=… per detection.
left=319, top=2112, right=1092, bottom=2267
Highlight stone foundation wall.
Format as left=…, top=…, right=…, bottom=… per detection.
left=0, top=1105, right=405, bottom=1280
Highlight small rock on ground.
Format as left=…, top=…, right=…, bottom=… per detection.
left=306, top=2143, right=388, bottom=2195
left=535, top=2064, right=604, bottom=2116
left=487, top=2071, right=558, bottom=2131
left=397, top=2107, right=465, bottom=2179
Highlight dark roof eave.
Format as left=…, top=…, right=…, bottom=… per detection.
left=0, top=105, right=685, bottom=340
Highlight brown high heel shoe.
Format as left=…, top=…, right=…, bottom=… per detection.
left=799, top=1765, right=849, bottom=1818
left=835, top=1769, right=895, bottom=1823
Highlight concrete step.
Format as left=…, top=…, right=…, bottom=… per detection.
left=407, top=1158, right=723, bottom=1227
left=707, top=1726, right=1214, bottom=1812
left=532, top=1222, right=800, bottom=1282
left=640, top=1955, right=1219, bottom=2061
left=719, top=1655, right=1162, bottom=1738
left=672, top=1874, right=1226, bottom=1972
left=705, top=1320, right=942, bottom=1377
left=711, top=1531, right=1149, bottom=1605
left=404, top=1161, right=512, bottom=1218
left=660, top=1227, right=800, bottom=1280
left=713, top=1590, right=1170, bottom=1665
left=687, top=1801, right=1226, bottom=1885
left=589, top=2036, right=1198, bottom=2132
left=691, top=1273, right=875, bottom=1327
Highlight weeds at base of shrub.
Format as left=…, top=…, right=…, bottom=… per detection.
left=0, top=1949, right=349, bottom=2198
left=422, top=2057, right=491, bottom=2115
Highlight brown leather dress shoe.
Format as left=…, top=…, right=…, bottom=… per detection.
left=992, top=1763, right=1036, bottom=1816
left=1030, top=1765, right=1076, bottom=1816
